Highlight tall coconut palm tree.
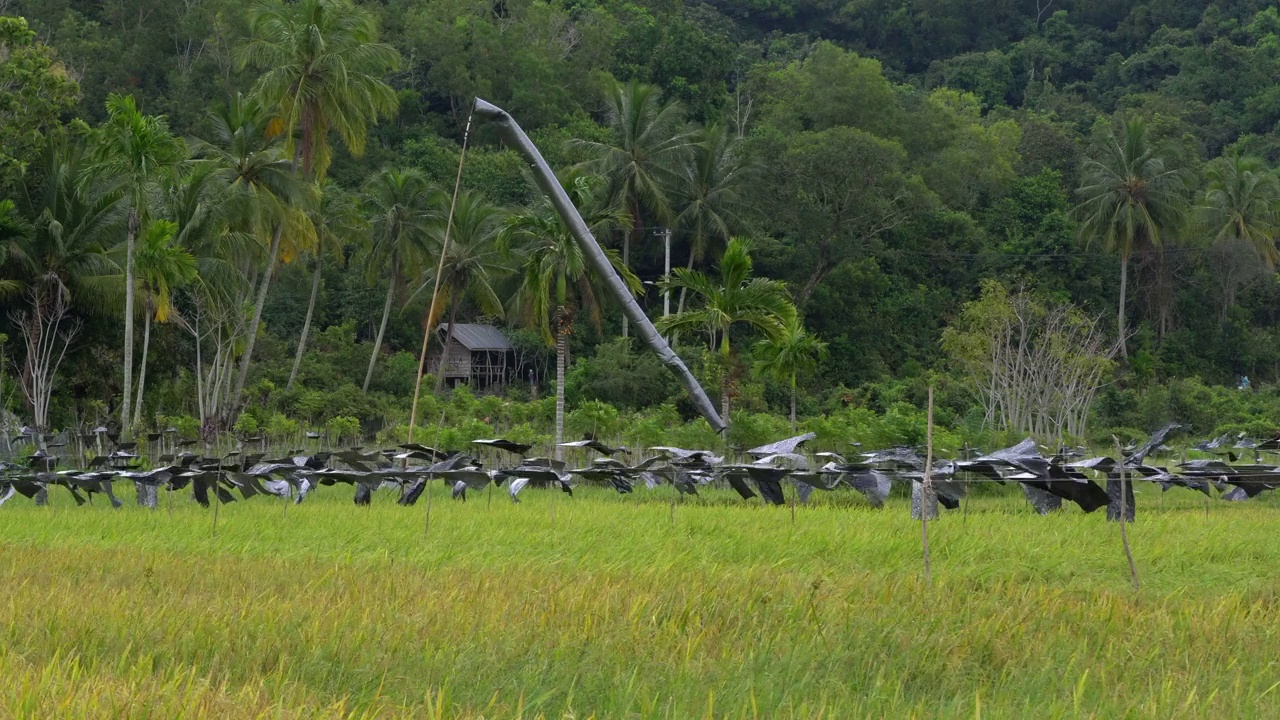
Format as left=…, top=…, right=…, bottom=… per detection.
left=130, top=219, right=197, bottom=427
left=502, top=173, right=635, bottom=459
left=410, top=190, right=508, bottom=393
left=568, top=80, right=693, bottom=337
left=1198, top=152, right=1280, bottom=316
left=95, top=93, right=187, bottom=436
left=288, top=180, right=366, bottom=390
left=17, top=140, right=125, bottom=307
left=672, top=122, right=754, bottom=328
left=657, top=238, right=795, bottom=427
left=753, top=316, right=827, bottom=431
left=162, top=159, right=252, bottom=432
left=194, top=94, right=315, bottom=415
left=1075, top=116, right=1188, bottom=358
left=238, top=0, right=400, bottom=180
left=164, top=160, right=253, bottom=306
left=360, top=167, right=437, bottom=392
left=0, top=200, right=31, bottom=299
left=12, top=139, right=125, bottom=434
left=237, top=0, right=396, bottom=410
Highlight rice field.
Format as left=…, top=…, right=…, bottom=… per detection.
left=3, top=485, right=1280, bottom=718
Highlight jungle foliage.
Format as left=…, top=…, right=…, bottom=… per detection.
left=3, top=0, right=1280, bottom=444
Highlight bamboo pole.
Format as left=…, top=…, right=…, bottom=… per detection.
left=922, top=385, right=934, bottom=585
left=407, top=111, right=475, bottom=449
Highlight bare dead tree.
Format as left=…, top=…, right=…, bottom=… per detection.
left=9, top=283, right=81, bottom=434
left=177, top=288, right=244, bottom=438
left=943, top=282, right=1121, bottom=442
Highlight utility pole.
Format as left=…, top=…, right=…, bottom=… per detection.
left=662, top=227, right=672, bottom=321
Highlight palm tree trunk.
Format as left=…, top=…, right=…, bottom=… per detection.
left=622, top=202, right=642, bottom=340
left=287, top=258, right=323, bottom=391
left=1118, top=253, right=1129, bottom=359
left=132, top=305, right=152, bottom=428
left=194, top=311, right=205, bottom=425
left=673, top=251, right=695, bottom=347
left=231, top=222, right=284, bottom=415
left=790, top=374, right=797, bottom=432
left=720, top=371, right=731, bottom=432
left=121, top=211, right=139, bottom=438
left=434, top=301, right=459, bottom=394
left=363, top=257, right=398, bottom=392
left=554, top=317, right=566, bottom=461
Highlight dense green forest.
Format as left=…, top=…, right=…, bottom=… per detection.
left=4, top=0, right=1280, bottom=452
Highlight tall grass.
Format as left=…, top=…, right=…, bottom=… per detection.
left=3, top=486, right=1279, bottom=718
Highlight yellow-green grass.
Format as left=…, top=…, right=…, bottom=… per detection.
left=2, top=485, right=1280, bottom=718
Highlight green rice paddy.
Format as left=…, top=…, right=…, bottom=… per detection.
left=2, top=486, right=1279, bottom=718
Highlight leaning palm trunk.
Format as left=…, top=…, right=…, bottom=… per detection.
left=287, top=259, right=323, bottom=391
left=231, top=222, right=284, bottom=416
left=132, top=304, right=152, bottom=428
left=363, top=257, right=398, bottom=393
left=790, top=374, right=797, bottom=432
left=121, top=212, right=139, bottom=437
left=1118, top=254, right=1128, bottom=359
left=554, top=313, right=567, bottom=462
left=473, top=98, right=725, bottom=432
left=720, top=368, right=731, bottom=431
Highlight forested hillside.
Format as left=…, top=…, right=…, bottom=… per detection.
left=3, top=0, right=1280, bottom=450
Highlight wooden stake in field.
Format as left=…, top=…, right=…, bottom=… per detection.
left=669, top=472, right=677, bottom=526
left=922, top=385, right=934, bottom=585
left=425, top=409, right=447, bottom=538
left=1113, top=436, right=1140, bottom=593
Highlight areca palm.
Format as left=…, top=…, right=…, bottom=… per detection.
left=413, top=190, right=507, bottom=393
left=502, top=173, right=636, bottom=458
left=288, top=180, right=366, bottom=390
left=238, top=0, right=399, bottom=180
left=130, top=220, right=197, bottom=427
left=672, top=122, right=754, bottom=327
left=657, top=238, right=795, bottom=427
left=569, top=80, right=693, bottom=337
left=1075, top=116, right=1188, bottom=358
left=95, top=93, right=186, bottom=436
left=753, top=316, right=827, bottom=431
left=360, top=167, right=437, bottom=392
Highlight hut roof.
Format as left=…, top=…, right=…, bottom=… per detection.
left=438, top=323, right=512, bottom=351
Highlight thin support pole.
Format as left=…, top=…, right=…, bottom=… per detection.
left=922, top=385, right=934, bottom=585
left=1113, top=436, right=1140, bottom=593
left=407, top=110, right=475, bottom=449
left=662, top=228, right=671, bottom=322
left=424, top=409, right=447, bottom=538
left=790, top=481, right=797, bottom=526
left=212, top=471, right=221, bottom=539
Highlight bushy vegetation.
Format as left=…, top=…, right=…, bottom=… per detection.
left=4, top=0, right=1280, bottom=449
